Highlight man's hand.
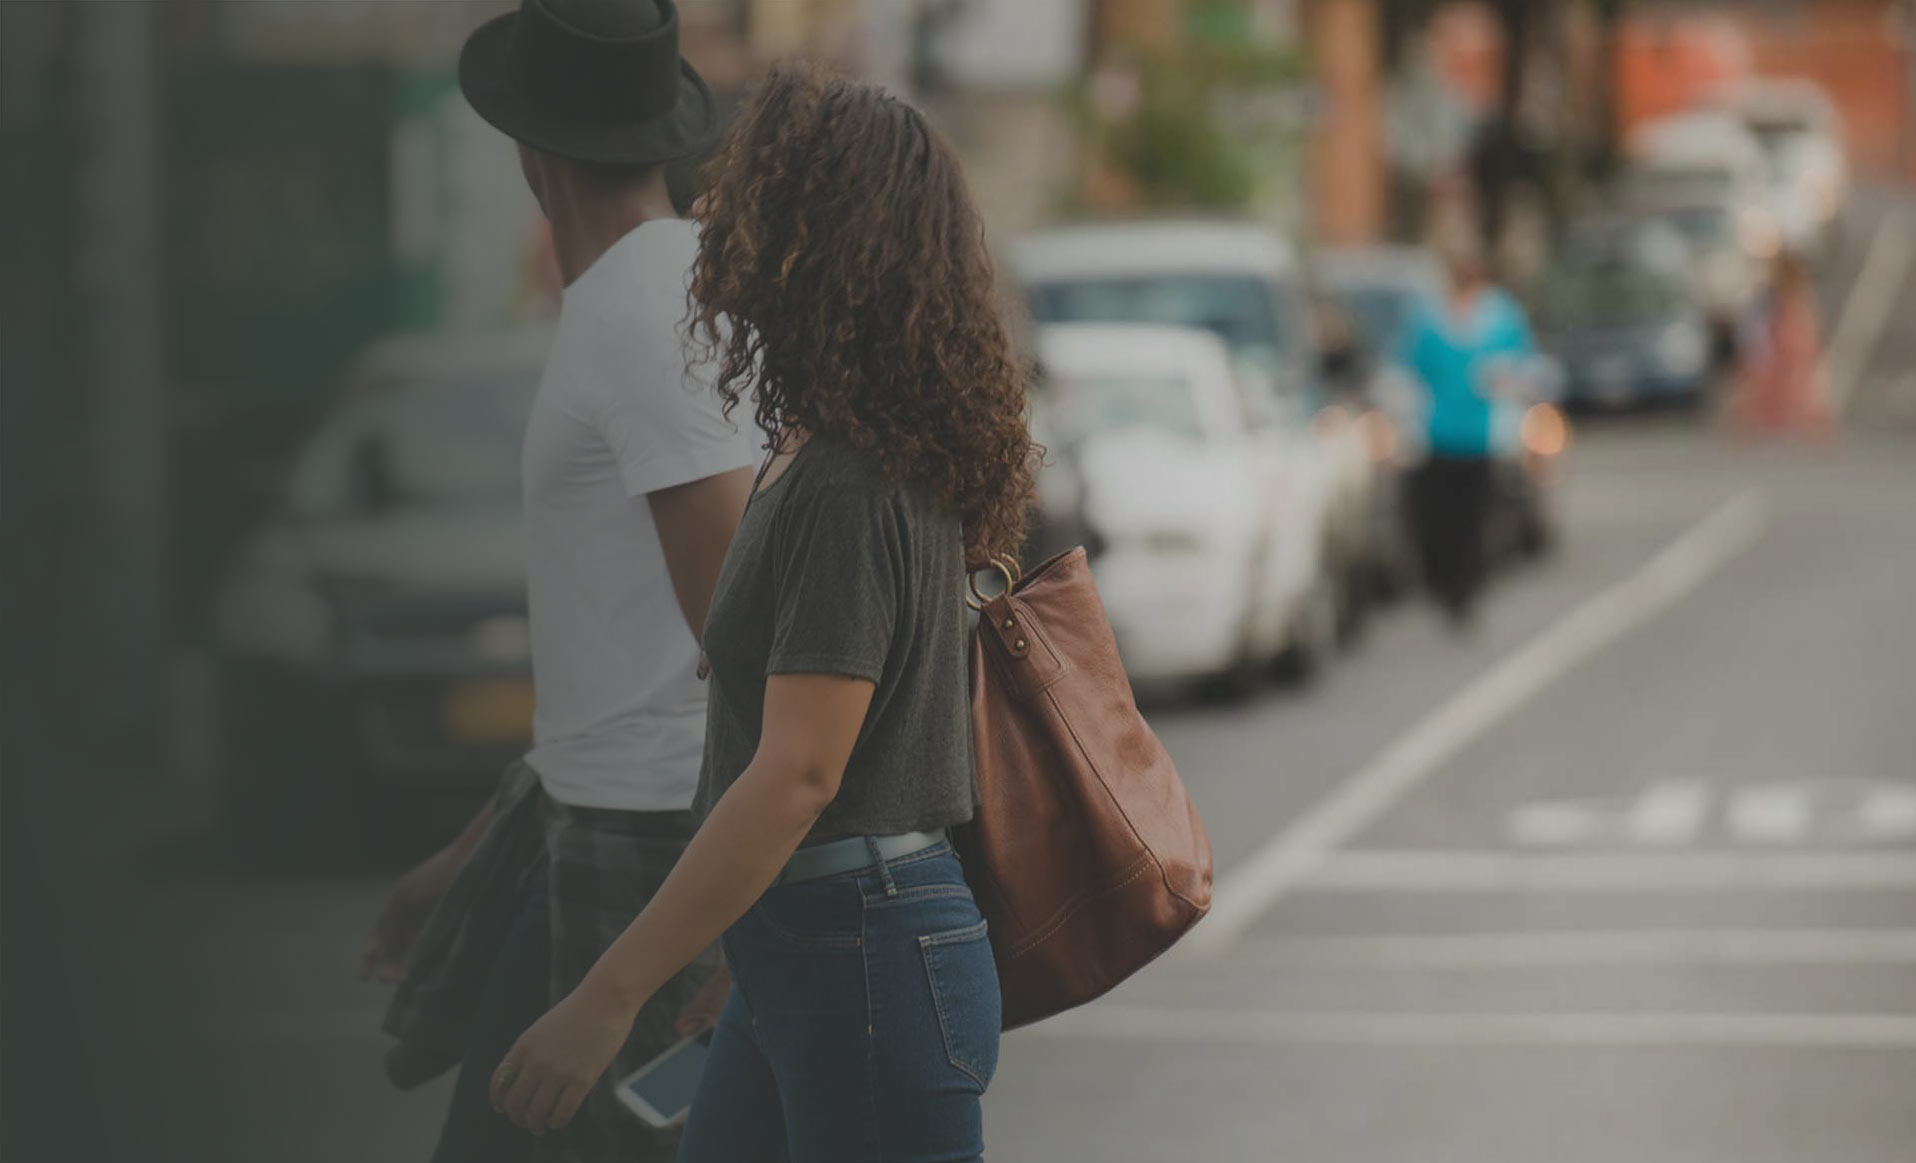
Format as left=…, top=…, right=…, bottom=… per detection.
left=358, top=850, right=457, bottom=983
left=675, top=965, right=732, bottom=1037
left=491, top=981, right=640, bottom=1135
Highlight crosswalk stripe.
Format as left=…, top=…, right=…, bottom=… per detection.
left=1214, top=929, right=1916, bottom=970
left=1022, top=1007, right=1916, bottom=1049
left=1189, top=495, right=1770, bottom=954
left=1297, top=849, right=1916, bottom=892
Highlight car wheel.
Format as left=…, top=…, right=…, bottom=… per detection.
left=1274, top=570, right=1338, bottom=684
left=1196, top=596, right=1268, bottom=705
left=1195, top=653, right=1261, bottom=705
left=1335, top=559, right=1371, bottom=649
left=1516, top=495, right=1558, bottom=561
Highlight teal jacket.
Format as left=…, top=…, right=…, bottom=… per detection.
left=1399, top=288, right=1536, bottom=458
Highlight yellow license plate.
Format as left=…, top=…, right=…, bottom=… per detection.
left=443, top=679, right=536, bottom=745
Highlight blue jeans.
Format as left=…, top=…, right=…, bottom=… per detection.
left=677, top=841, right=1001, bottom=1163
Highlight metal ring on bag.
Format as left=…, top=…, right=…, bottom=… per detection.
left=965, top=557, right=1020, bottom=611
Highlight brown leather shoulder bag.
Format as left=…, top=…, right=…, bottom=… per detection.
left=955, top=548, right=1213, bottom=1029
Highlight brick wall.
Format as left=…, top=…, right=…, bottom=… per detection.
left=1741, top=0, right=1911, bottom=180
left=1620, top=1, right=1912, bottom=182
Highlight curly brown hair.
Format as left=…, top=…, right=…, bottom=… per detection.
left=687, top=62, right=1036, bottom=566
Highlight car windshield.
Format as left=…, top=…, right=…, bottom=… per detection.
left=1047, top=373, right=1206, bottom=443
left=1654, top=205, right=1732, bottom=248
left=1748, top=120, right=1812, bottom=158
left=1540, top=260, right=1681, bottom=331
left=291, top=369, right=534, bottom=517
left=1028, top=275, right=1291, bottom=378
left=1627, top=168, right=1733, bottom=214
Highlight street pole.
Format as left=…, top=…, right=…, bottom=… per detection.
left=1593, top=0, right=1623, bottom=183
left=1477, top=0, right=1531, bottom=252
left=74, top=0, right=167, bottom=756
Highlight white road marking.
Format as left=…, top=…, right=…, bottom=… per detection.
left=1863, top=785, right=1916, bottom=839
left=1223, top=929, right=1916, bottom=970
left=1729, top=783, right=1814, bottom=844
left=1300, top=849, right=1916, bottom=892
left=1824, top=208, right=1916, bottom=419
left=1884, top=371, right=1916, bottom=420
left=1188, top=493, right=1770, bottom=954
left=1629, top=779, right=1713, bottom=846
left=1022, top=1007, right=1916, bottom=1049
left=1508, top=777, right=1916, bottom=849
left=1506, top=779, right=1713, bottom=848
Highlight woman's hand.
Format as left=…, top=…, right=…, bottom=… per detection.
left=484, top=672, right=872, bottom=1134
left=490, top=981, right=641, bottom=1135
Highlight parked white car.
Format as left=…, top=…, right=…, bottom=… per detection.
left=1625, top=110, right=1779, bottom=358
left=1034, top=323, right=1337, bottom=695
left=1014, top=219, right=1370, bottom=640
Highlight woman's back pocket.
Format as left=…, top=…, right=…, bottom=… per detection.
left=918, top=920, right=1001, bottom=1089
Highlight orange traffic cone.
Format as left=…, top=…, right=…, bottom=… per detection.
left=1732, top=254, right=1832, bottom=437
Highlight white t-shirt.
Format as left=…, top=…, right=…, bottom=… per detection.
left=522, top=219, right=753, bottom=811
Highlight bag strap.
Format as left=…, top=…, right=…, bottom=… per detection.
left=969, top=557, right=1070, bottom=696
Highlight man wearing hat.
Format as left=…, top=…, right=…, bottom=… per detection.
left=360, top=2, right=750, bottom=1160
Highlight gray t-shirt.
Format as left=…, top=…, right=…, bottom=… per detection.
left=693, top=438, right=976, bottom=839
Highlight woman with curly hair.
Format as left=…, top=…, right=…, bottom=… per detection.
left=487, top=62, right=1035, bottom=1162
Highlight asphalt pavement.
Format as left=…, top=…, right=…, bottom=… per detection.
left=97, top=190, right=1916, bottom=1163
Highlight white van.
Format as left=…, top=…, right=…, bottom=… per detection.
left=1625, top=111, right=1778, bottom=357
left=1722, top=79, right=1850, bottom=254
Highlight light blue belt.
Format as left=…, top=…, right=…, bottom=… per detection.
left=776, top=830, right=945, bottom=886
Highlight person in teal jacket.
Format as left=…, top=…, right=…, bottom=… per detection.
left=1397, top=230, right=1537, bottom=627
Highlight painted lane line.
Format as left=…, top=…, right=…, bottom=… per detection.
left=1223, top=929, right=1916, bottom=971
left=1886, top=371, right=1916, bottom=420
left=1021, top=1008, right=1916, bottom=1049
left=1300, top=849, right=1916, bottom=893
left=1187, top=493, right=1771, bottom=954
left=1824, top=208, right=1916, bottom=419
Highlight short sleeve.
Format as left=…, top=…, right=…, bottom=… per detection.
left=765, top=473, right=904, bottom=683
left=595, top=332, right=753, bottom=498
left=567, top=237, right=753, bottom=497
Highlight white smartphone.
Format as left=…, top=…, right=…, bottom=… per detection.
left=614, top=1030, right=714, bottom=1129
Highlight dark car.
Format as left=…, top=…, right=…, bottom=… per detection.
left=1538, top=217, right=1714, bottom=411
left=1311, top=246, right=1444, bottom=601
left=211, top=328, right=548, bottom=855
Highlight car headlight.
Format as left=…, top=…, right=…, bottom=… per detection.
left=215, top=571, right=335, bottom=661
left=469, top=615, right=533, bottom=664
left=1312, top=404, right=1353, bottom=439
left=1656, top=320, right=1708, bottom=377
left=1521, top=404, right=1569, bottom=459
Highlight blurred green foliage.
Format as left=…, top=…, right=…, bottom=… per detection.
left=1076, top=36, right=1309, bottom=214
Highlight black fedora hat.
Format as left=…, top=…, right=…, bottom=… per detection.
left=459, top=0, right=719, bottom=167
